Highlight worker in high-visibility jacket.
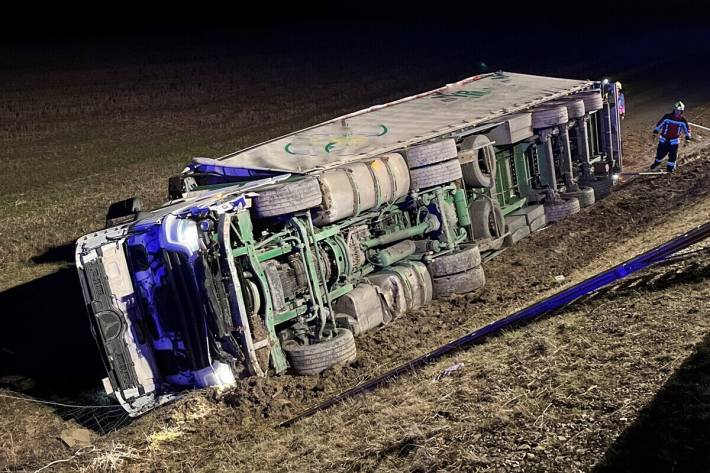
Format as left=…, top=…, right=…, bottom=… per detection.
left=650, top=101, right=692, bottom=173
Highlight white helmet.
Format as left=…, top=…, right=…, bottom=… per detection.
left=674, top=101, right=685, bottom=112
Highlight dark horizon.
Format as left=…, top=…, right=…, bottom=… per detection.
left=4, top=1, right=710, bottom=42
left=3, top=21, right=710, bottom=85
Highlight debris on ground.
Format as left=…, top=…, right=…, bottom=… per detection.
left=433, top=362, right=465, bottom=381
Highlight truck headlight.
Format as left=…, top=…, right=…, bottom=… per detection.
left=160, top=214, right=200, bottom=255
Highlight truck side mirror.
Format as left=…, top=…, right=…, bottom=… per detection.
left=105, top=197, right=142, bottom=228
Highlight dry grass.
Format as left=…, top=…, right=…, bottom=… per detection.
left=146, top=426, right=184, bottom=451
left=0, top=390, right=67, bottom=471
left=78, top=443, right=141, bottom=473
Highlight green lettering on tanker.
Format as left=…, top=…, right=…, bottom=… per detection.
left=432, top=88, right=491, bottom=102
left=284, top=124, right=389, bottom=155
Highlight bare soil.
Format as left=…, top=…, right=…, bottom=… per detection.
left=2, top=38, right=710, bottom=473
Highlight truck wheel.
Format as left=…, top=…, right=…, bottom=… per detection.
left=253, top=177, right=323, bottom=218
left=469, top=198, right=505, bottom=240
left=405, top=139, right=458, bottom=168
left=577, top=90, right=604, bottom=112
left=409, top=159, right=463, bottom=190
left=427, top=245, right=481, bottom=277
left=544, top=196, right=580, bottom=223
left=548, top=99, right=586, bottom=119
left=432, top=265, right=486, bottom=298
left=282, top=328, right=356, bottom=376
left=460, top=134, right=497, bottom=188
left=531, top=106, right=568, bottom=129
left=580, top=177, right=613, bottom=200
left=562, top=186, right=595, bottom=208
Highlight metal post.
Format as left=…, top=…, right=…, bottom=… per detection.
left=513, top=143, right=534, bottom=199
left=612, top=83, right=623, bottom=171
left=557, top=123, right=577, bottom=190
left=575, top=117, right=592, bottom=178
left=601, top=95, right=615, bottom=175
left=537, top=130, right=558, bottom=191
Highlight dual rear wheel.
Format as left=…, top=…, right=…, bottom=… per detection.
left=427, top=245, right=486, bottom=298
left=282, top=328, right=357, bottom=376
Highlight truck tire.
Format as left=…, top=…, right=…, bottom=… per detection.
left=432, top=265, right=486, bottom=298
left=548, top=99, right=586, bottom=119
left=580, top=177, right=613, bottom=200
left=460, top=134, right=497, bottom=188
left=577, top=90, right=604, bottom=112
left=562, top=186, right=595, bottom=208
left=469, top=198, right=505, bottom=240
left=283, top=328, right=356, bottom=376
left=564, top=99, right=586, bottom=119
left=427, top=245, right=481, bottom=277
left=504, top=215, right=527, bottom=232
left=253, top=177, right=323, bottom=218
left=532, top=106, right=568, bottom=129
left=405, top=139, right=458, bottom=168
left=409, top=159, right=462, bottom=190
left=544, top=196, right=580, bottom=223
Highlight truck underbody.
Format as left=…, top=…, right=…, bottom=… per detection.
left=75, top=71, right=623, bottom=415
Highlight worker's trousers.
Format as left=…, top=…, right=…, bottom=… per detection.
left=654, top=141, right=679, bottom=169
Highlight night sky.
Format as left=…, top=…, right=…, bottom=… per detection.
left=4, top=3, right=710, bottom=54
left=2, top=4, right=710, bottom=98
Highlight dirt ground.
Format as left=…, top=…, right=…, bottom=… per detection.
left=2, top=35, right=710, bottom=472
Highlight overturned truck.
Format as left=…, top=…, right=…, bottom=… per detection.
left=76, top=72, right=623, bottom=415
